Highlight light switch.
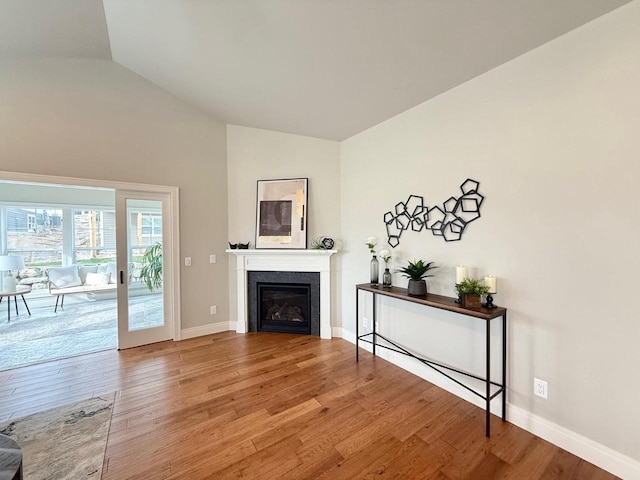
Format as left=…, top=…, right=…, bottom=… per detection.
left=184, top=257, right=192, bottom=267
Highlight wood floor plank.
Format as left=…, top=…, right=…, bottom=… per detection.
left=0, top=332, right=621, bottom=480
left=316, top=433, right=406, bottom=479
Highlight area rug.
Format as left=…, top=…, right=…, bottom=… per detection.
left=0, top=393, right=114, bottom=480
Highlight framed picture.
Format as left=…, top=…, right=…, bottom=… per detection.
left=255, top=178, right=308, bottom=249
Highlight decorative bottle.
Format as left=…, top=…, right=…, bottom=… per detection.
left=370, top=255, right=379, bottom=285
left=382, top=268, right=391, bottom=287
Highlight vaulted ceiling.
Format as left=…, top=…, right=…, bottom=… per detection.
left=1, top=0, right=633, bottom=140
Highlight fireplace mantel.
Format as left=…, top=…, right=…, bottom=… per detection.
left=227, top=249, right=337, bottom=339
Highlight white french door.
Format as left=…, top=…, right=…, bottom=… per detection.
left=115, top=190, right=175, bottom=349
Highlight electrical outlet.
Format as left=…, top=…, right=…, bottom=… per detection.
left=534, top=378, right=548, bottom=399
left=210, top=305, right=217, bottom=315
left=363, top=317, right=368, bottom=328
left=375, top=321, right=379, bottom=330
left=210, top=254, right=216, bottom=264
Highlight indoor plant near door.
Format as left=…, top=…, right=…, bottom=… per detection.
left=140, top=242, right=163, bottom=292
left=454, top=278, right=490, bottom=308
left=397, top=259, right=437, bottom=296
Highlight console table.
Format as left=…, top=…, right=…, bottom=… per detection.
left=355, top=283, right=507, bottom=437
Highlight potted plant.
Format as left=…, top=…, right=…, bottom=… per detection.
left=455, top=278, right=490, bottom=308
left=140, top=242, right=163, bottom=292
left=397, top=259, right=437, bottom=296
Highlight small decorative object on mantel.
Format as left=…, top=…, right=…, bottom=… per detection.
left=366, top=236, right=379, bottom=285
left=455, top=278, right=490, bottom=309
left=228, top=242, right=250, bottom=249
left=483, top=276, right=497, bottom=309
left=397, top=259, right=438, bottom=296
left=379, top=248, right=392, bottom=287
left=382, top=178, right=484, bottom=247
left=311, top=236, right=335, bottom=250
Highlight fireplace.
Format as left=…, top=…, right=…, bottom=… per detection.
left=257, top=283, right=311, bottom=334
left=227, top=249, right=336, bottom=339
left=248, top=271, right=320, bottom=336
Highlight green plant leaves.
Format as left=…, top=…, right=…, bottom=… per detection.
left=140, top=242, right=163, bottom=292
left=396, top=259, right=438, bottom=281
left=454, top=277, right=490, bottom=295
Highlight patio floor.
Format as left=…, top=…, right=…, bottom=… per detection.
left=0, top=293, right=163, bottom=371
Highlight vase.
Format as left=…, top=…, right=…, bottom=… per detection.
left=382, top=268, right=391, bottom=287
left=370, top=256, right=379, bottom=285
left=407, top=279, right=427, bottom=296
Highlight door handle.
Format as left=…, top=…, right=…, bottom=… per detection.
left=120, top=271, right=124, bottom=284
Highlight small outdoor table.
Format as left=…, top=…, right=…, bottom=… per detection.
left=0, top=286, right=32, bottom=322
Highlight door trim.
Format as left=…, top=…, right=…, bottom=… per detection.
left=0, top=170, right=182, bottom=340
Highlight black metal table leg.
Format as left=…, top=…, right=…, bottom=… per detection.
left=372, top=292, right=376, bottom=356
left=1, top=297, right=7, bottom=323
left=356, top=287, right=359, bottom=362
left=21, top=295, right=31, bottom=316
left=486, top=318, right=491, bottom=437
left=502, top=312, right=507, bottom=421
left=14, top=296, right=19, bottom=316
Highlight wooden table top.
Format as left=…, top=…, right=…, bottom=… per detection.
left=0, top=286, right=32, bottom=297
left=356, top=283, right=507, bottom=320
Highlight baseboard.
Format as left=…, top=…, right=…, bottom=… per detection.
left=507, top=405, right=640, bottom=480
left=181, top=322, right=234, bottom=340
left=340, top=329, right=640, bottom=480
left=331, top=326, right=344, bottom=339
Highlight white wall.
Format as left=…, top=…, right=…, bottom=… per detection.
left=0, top=58, right=229, bottom=331
left=341, top=1, right=640, bottom=472
left=226, top=125, right=341, bottom=332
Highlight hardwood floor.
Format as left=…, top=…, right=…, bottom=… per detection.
left=0, top=332, right=618, bottom=479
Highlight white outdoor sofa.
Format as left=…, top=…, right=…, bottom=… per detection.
left=47, top=263, right=132, bottom=312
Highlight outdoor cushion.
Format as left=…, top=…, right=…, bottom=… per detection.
left=85, top=272, right=110, bottom=286
left=97, top=262, right=118, bottom=284
left=78, top=265, right=98, bottom=284
left=48, top=266, right=82, bottom=289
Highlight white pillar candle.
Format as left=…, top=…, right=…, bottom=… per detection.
left=484, top=275, right=497, bottom=294
left=456, top=265, right=467, bottom=284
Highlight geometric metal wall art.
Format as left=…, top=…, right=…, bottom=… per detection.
left=383, top=178, right=484, bottom=247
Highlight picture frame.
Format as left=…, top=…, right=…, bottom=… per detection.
left=255, top=178, right=308, bottom=249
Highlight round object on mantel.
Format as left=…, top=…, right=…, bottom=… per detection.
left=321, top=237, right=334, bottom=249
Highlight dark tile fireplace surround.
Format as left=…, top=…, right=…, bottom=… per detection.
left=248, top=271, right=321, bottom=336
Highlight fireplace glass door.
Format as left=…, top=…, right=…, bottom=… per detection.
left=258, top=283, right=311, bottom=334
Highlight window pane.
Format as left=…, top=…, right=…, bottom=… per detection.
left=5, top=207, right=63, bottom=266
left=74, top=209, right=116, bottom=263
